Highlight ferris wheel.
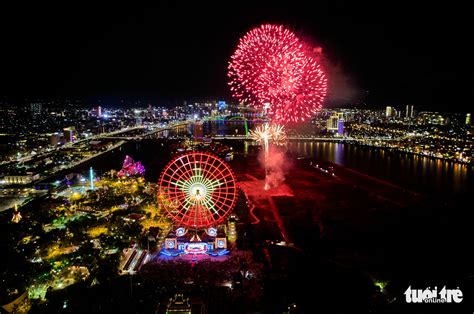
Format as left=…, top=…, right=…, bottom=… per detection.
left=158, top=152, right=237, bottom=228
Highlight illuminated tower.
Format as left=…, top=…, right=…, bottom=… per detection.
left=89, top=167, right=95, bottom=190
left=326, top=114, right=339, bottom=131
left=337, top=119, right=344, bottom=136
left=466, top=113, right=471, bottom=125
left=63, top=127, right=75, bottom=143
left=386, top=106, right=394, bottom=118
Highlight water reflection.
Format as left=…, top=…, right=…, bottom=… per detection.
left=288, top=141, right=473, bottom=195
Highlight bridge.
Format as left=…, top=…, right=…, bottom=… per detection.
left=93, top=116, right=411, bottom=144
left=98, top=115, right=264, bottom=140
left=202, top=114, right=269, bottom=136
left=99, top=121, right=192, bottom=140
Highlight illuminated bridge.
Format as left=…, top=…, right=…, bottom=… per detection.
left=99, top=121, right=192, bottom=140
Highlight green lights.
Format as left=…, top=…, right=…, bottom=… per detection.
left=374, top=280, right=388, bottom=290
left=173, top=163, right=223, bottom=213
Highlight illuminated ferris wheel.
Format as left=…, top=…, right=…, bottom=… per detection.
left=158, top=152, right=237, bottom=228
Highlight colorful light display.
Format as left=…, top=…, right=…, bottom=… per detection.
left=228, top=24, right=327, bottom=123
left=207, top=227, right=217, bottom=237
left=158, top=152, right=237, bottom=228
left=184, top=242, right=207, bottom=254
left=118, top=155, right=145, bottom=177
left=89, top=167, right=95, bottom=191
left=176, top=227, right=187, bottom=237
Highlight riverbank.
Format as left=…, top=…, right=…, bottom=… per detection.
left=286, top=137, right=473, bottom=166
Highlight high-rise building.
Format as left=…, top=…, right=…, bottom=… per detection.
left=466, top=113, right=471, bottom=125
left=326, top=114, right=339, bottom=131
left=97, top=106, right=102, bottom=117
left=386, top=106, right=394, bottom=118
left=337, top=120, right=344, bottom=136
left=63, top=127, right=75, bottom=143
left=406, top=105, right=415, bottom=118
left=30, top=103, right=42, bottom=115
left=135, top=117, right=143, bottom=126
left=218, top=100, right=227, bottom=111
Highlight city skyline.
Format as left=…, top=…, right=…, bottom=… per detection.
left=0, top=3, right=472, bottom=313
left=0, top=2, right=471, bottom=111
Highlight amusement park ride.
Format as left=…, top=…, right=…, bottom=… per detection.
left=158, top=152, right=237, bottom=257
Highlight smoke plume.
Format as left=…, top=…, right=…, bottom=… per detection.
left=300, top=38, right=363, bottom=105
left=258, top=145, right=291, bottom=189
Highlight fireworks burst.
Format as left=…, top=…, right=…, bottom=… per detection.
left=250, top=123, right=287, bottom=189
left=269, top=124, right=287, bottom=146
left=250, top=123, right=271, bottom=144
left=250, top=123, right=287, bottom=145
left=228, top=24, right=327, bottom=123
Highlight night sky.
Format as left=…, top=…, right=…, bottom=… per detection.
left=0, top=1, right=471, bottom=110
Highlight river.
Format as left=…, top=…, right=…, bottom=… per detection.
left=286, top=141, right=473, bottom=195
left=61, top=119, right=473, bottom=198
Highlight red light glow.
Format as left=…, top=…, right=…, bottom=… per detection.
left=228, top=24, right=327, bottom=123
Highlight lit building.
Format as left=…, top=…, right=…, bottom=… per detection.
left=3, top=173, right=39, bottom=185
left=326, top=114, right=339, bottom=131
left=163, top=228, right=228, bottom=256
left=49, top=132, right=61, bottom=146
left=117, top=155, right=145, bottom=177
left=63, top=127, right=75, bottom=143
left=419, top=113, right=446, bottom=125
left=466, top=113, right=471, bottom=125
left=218, top=100, right=227, bottom=111
left=337, top=119, right=344, bottom=136
left=386, top=106, right=394, bottom=118
left=405, top=105, right=415, bottom=118
left=97, top=106, right=102, bottom=117
left=166, top=294, right=191, bottom=314
left=30, top=103, right=42, bottom=115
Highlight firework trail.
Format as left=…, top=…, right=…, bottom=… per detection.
left=250, top=123, right=287, bottom=189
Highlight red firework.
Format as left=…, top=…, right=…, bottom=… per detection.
left=228, top=24, right=327, bottom=123
left=158, top=152, right=237, bottom=228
